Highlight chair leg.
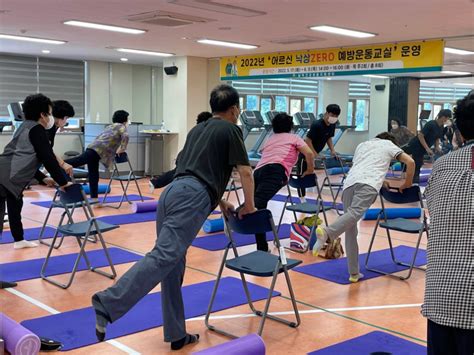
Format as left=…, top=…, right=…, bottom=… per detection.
left=90, top=221, right=117, bottom=279
left=133, top=175, right=144, bottom=202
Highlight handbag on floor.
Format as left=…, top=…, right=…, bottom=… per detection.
left=318, top=237, right=344, bottom=259
left=288, top=215, right=322, bottom=253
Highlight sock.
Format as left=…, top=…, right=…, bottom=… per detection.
left=92, top=294, right=110, bottom=342
left=171, top=334, right=199, bottom=350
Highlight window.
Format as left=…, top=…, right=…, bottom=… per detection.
left=348, top=99, right=369, bottom=131
left=289, top=98, right=302, bottom=116
left=304, top=97, right=316, bottom=113
left=260, top=97, right=272, bottom=115
left=275, top=96, right=288, bottom=112
left=246, top=95, right=259, bottom=111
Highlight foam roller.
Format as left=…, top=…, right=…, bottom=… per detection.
left=132, top=201, right=158, bottom=213
left=0, top=312, right=41, bottom=355
left=363, top=208, right=421, bottom=220
left=82, top=184, right=111, bottom=195
left=326, top=167, right=350, bottom=175
left=202, top=218, right=224, bottom=233
left=193, top=334, right=265, bottom=355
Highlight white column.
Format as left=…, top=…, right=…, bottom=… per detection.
left=318, top=80, right=349, bottom=121
left=368, top=78, right=390, bottom=138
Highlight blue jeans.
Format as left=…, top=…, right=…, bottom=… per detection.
left=95, top=176, right=212, bottom=342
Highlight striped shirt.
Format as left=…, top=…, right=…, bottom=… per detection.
left=422, top=143, right=474, bottom=329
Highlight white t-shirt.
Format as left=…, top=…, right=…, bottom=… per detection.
left=343, top=138, right=403, bottom=192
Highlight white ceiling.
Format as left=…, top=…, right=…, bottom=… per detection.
left=0, top=0, right=473, bottom=82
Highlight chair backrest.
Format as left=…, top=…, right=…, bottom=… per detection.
left=288, top=174, right=317, bottom=189
left=380, top=186, right=422, bottom=204
left=115, top=152, right=129, bottom=164
left=226, top=209, right=274, bottom=235
left=58, top=184, right=86, bottom=205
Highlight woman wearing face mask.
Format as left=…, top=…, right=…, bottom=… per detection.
left=389, top=118, right=415, bottom=147
left=0, top=93, right=70, bottom=251
left=64, top=110, right=129, bottom=202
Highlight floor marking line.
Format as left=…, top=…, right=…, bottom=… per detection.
left=4, top=288, right=141, bottom=354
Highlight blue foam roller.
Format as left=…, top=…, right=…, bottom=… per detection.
left=327, top=167, right=350, bottom=175
left=363, top=208, right=421, bottom=220
left=203, top=218, right=224, bottom=233
left=194, top=334, right=265, bottom=355
left=391, top=162, right=402, bottom=171
left=82, top=184, right=110, bottom=195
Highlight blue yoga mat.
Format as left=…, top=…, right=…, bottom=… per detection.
left=21, top=277, right=280, bottom=351
left=97, top=211, right=157, bottom=225
left=308, top=331, right=426, bottom=354
left=192, top=223, right=291, bottom=251
left=31, top=195, right=152, bottom=208
left=273, top=194, right=344, bottom=210
left=0, top=247, right=142, bottom=283
left=363, top=208, right=421, bottom=220
left=0, top=226, right=58, bottom=244
left=293, top=246, right=426, bottom=285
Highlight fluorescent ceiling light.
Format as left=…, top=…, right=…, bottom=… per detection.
left=120, top=57, right=128, bottom=62
left=420, top=80, right=440, bottom=84
left=310, top=25, right=376, bottom=38
left=116, top=48, right=174, bottom=57
left=42, top=49, right=51, bottom=54
left=453, top=83, right=473, bottom=86
left=64, top=20, right=145, bottom=34
left=444, top=47, right=474, bottom=55
left=197, top=39, right=258, bottom=49
left=441, top=70, right=471, bottom=75
left=0, top=34, right=66, bottom=44
left=363, top=74, right=388, bottom=79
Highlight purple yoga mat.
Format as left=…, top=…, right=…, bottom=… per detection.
left=194, top=334, right=265, bottom=355
left=1, top=312, right=41, bottom=355
left=273, top=194, right=344, bottom=210
left=308, top=331, right=426, bottom=354
left=31, top=195, right=153, bottom=209
left=293, top=246, right=426, bottom=285
left=0, top=226, right=58, bottom=244
left=21, top=277, right=280, bottom=351
left=419, top=174, right=430, bottom=183
left=192, top=223, right=291, bottom=251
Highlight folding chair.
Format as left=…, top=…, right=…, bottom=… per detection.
left=224, top=178, right=242, bottom=205
left=277, top=173, right=330, bottom=229
left=365, top=186, right=428, bottom=280
left=41, top=184, right=118, bottom=289
left=205, top=209, right=301, bottom=337
left=103, top=152, right=144, bottom=208
left=321, top=156, right=349, bottom=215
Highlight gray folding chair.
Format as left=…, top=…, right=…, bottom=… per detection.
left=205, top=209, right=301, bottom=338
left=224, top=178, right=242, bottom=205
left=41, top=184, right=118, bottom=289
left=103, top=152, right=144, bottom=208
left=277, top=173, right=330, bottom=229
left=365, top=186, right=428, bottom=280
left=321, top=156, right=349, bottom=215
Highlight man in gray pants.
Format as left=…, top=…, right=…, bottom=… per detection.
left=91, top=84, right=256, bottom=351
left=312, top=132, right=415, bottom=283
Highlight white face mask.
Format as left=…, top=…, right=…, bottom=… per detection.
left=45, top=114, right=55, bottom=129
left=327, top=115, right=338, bottom=124
left=391, top=124, right=399, bottom=130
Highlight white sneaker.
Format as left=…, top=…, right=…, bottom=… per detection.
left=349, top=273, right=364, bottom=283
left=149, top=181, right=155, bottom=194
left=14, top=240, right=39, bottom=249
left=312, top=226, right=328, bottom=256
left=300, top=196, right=307, bottom=203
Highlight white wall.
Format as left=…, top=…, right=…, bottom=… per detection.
left=87, top=61, right=109, bottom=123
left=368, top=78, right=390, bottom=138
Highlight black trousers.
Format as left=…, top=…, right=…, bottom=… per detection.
left=0, top=185, right=24, bottom=242
left=253, top=164, right=287, bottom=251
left=65, top=148, right=101, bottom=198
left=296, top=154, right=307, bottom=197
left=428, top=319, right=474, bottom=355
left=402, top=146, right=424, bottom=183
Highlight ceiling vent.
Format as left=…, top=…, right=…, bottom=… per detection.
left=127, top=10, right=214, bottom=27
left=269, top=35, right=326, bottom=45
left=168, top=0, right=266, bottom=17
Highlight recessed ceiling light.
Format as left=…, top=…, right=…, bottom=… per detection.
left=420, top=80, right=440, bottom=84
left=115, top=48, right=174, bottom=57
left=120, top=57, right=128, bottom=62
left=453, top=82, right=474, bottom=86
left=42, top=49, right=51, bottom=54
left=0, top=34, right=66, bottom=44
left=197, top=39, right=258, bottom=49
left=363, top=74, right=388, bottom=79
left=441, top=70, right=471, bottom=75
left=64, top=20, right=146, bottom=34
left=444, top=47, right=474, bottom=55
left=310, top=25, right=376, bottom=38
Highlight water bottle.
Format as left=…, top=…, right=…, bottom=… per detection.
left=95, top=112, right=100, bottom=123
left=161, top=120, right=166, bottom=132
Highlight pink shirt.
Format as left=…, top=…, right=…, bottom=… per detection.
left=255, top=133, right=306, bottom=178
